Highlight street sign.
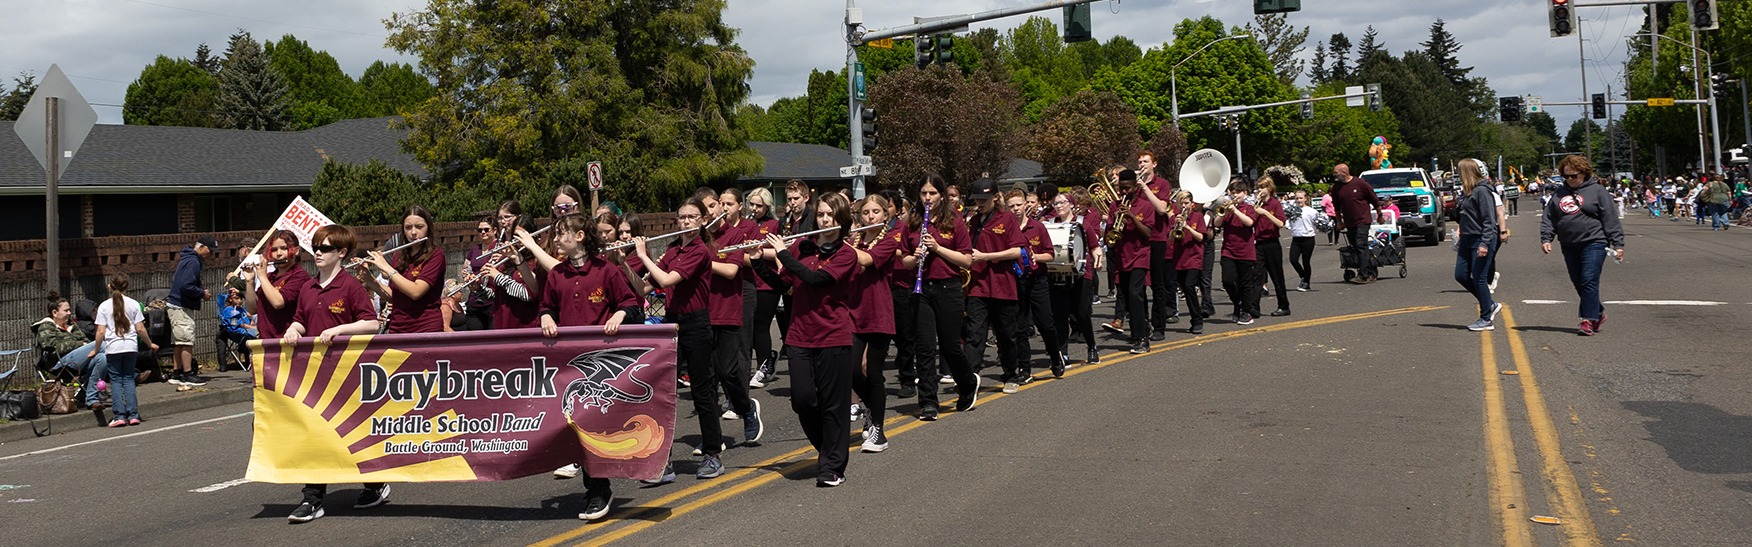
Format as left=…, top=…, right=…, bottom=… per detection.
left=840, top=166, right=857, bottom=178
left=1646, top=98, right=1675, bottom=107
left=13, top=64, right=98, bottom=178
left=854, top=63, right=867, bottom=102
left=1345, top=86, right=1364, bottom=107
left=867, top=38, right=894, bottom=49
left=1526, top=96, right=1543, bottom=113
left=852, top=155, right=872, bottom=166
left=587, top=161, right=604, bottom=190
left=839, top=164, right=876, bottom=178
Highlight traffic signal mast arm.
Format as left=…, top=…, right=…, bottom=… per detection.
left=851, top=0, right=1105, bottom=45
left=1179, top=88, right=1379, bottom=120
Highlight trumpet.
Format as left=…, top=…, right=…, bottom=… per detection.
left=1169, top=212, right=1187, bottom=240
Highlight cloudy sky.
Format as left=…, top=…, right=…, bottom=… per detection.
left=5, top=0, right=1649, bottom=133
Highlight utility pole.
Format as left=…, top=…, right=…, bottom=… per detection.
left=45, top=97, right=60, bottom=292
left=1691, top=26, right=1708, bottom=173
left=845, top=0, right=865, bottom=198
left=1578, top=14, right=1592, bottom=159
left=1608, top=84, right=1619, bottom=174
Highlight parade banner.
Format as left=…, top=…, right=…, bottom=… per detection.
left=245, top=325, right=678, bottom=483
left=275, top=196, right=335, bottom=253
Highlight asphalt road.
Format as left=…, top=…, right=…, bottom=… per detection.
left=2, top=210, right=1747, bottom=546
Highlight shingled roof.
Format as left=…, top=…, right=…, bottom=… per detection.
left=0, top=116, right=423, bottom=195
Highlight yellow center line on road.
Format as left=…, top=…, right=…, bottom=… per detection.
left=534, top=304, right=1448, bottom=547
left=1501, top=307, right=1602, bottom=547
left=1481, top=329, right=1533, bottom=547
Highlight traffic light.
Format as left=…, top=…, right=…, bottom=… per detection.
left=1300, top=92, right=1313, bottom=120
left=1499, top=96, right=1523, bottom=122
left=1253, top=0, right=1301, bottom=14
left=860, top=106, right=878, bottom=151
left=1063, top=3, right=1092, bottom=43
left=935, top=34, right=954, bottom=65
left=914, top=36, right=934, bottom=69
left=1549, top=0, right=1575, bottom=37
left=1365, top=83, right=1382, bottom=112
left=1590, top=93, right=1607, bottom=119
left=1692, top=0, right=1719, bottom=31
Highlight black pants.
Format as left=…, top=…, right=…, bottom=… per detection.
left=669, top=311, right=723, bottom=454
left=1122, top=268, right=1150, bottom=342
left=1017, top=273, right=1061, bottom=367
left=739, top=281, right=756, bottom=364
left=852, top=333, right=891, bottom=426
left=914, top=280, right=978, bottom=409
left=1221, top=257, right=1258, bottom=317
left=889, top=284, right=917, bottom=386
left=1049, top=276, right=1095, bottom=353
left=964, top=295, right=1025, bottom=380
left=1344, top=224, right=1376, bottom=280
left=752, top=289, right=782, bottom=367
left=1200, top=236, right=1218, bottom=316
left=1108, top=246, right=1125, bottom=320
left=789, top=345, right=853, bottom=477
left=1289, top=236, right=1316, bottom=285
left=302, top=483, right=387, bottom=505
left=712, top=324, right=755, bottom=419
left=1256, top=238, right=1288, bottom=311
left=1506, top=198, right=1519, bottom=216
left=1149, top=241, right=1178, bottom=329
left=1175, top=269, right=1205, bottom=328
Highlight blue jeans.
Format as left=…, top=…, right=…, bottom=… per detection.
left=1560, top=241, right=1607, bottom=322
left=1710, top=204, right=1729, bottom=229
left=1454, top=234, right=1497, bottom=319
left=57, top=342, right=110, bottom=406
left=106, top=351, right=140, bottom=421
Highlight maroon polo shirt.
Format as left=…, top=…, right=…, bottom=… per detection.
left=967, top=209, right=1023, bottom=300
left=657, top=237, right=711, bottom=315
left=1147, top=174, right=1175, bottom=242
left=889, top=224, right=920, bottom=289
left=1253, top=197, right=1286, bottom=241
left=540, top=256, right=639, bottom=327
left=1019, top=218, right=1052, bottom=273
left=1078, top=209, right=1103, bottom=281
left=255, top=264, right=310, bottom=340
left=1118, top=187, right=1157, bottom=271
left=489, top=267, right=541, bottom=329
left=708, top=247, right=745, bottom=327
left=852, top=226, right=904, bottom=335
left=292, top=272, right=377, bottom=336
left=388, top=248, right=447, bottom=334
left=1173, top=210, right=1209, bottom=271
left=781, top=242, right=857, bottom=348
left=749, top=219, right=781, bottom=292
left=1221, top=203, right=1258, bottom=261
left=920, top=211, right=971, bottom=282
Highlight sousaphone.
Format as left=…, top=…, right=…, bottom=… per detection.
left=1179, top=148, right=1231, bottom=206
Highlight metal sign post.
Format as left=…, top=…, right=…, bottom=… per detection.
left=12, top=65, right=98, bottom=292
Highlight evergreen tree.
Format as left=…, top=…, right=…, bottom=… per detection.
left=1247, top=13, right=1309, bottom=85
left=1356, top=26, right=1384, bottom=63
left=216, top=31, right=289, bottom=131
left=0, top=72, right=36, bottom=122
left=193, top=43, right=220, bottom=75
left=1421, top=19, right=1472, bottom=86
left=1309, top=44, right=1329, bottom=84
left=124, top=55, right=220, bottom=127
left=1327, top=33, right=1353, bottom=83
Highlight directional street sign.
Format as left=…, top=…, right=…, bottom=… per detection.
left=1646, top=98, right=1675, bottom=107
left=854, top=63, right=867, bottom=102
left=13, top=64, right=97, bottom=178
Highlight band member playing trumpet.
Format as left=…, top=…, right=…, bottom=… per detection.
left=1254, top=173, right=1292, bottom=317
left=360, top=205, right=447, bottom=334
left=909, top=174, right=979, bottom=421
left=1007, top=189, right=1066, bottom=378
left=1216, top=179, right=1260, bottom=325
left=1136, top=152, right=1180, bottom=339
left=245, top=229, right=310, bottom=341
left=1169, top=190, right=1210, bottom=335
left=1115, top=169, right=1157, bottom=354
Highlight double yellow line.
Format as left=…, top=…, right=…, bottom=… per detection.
left=1480, top=306, right=1601, bottom=547
left=534, top=305, right=1447, bottom=547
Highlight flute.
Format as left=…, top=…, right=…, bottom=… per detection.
left=912, top=203, right=931, bottom=294
left=440, top=225, right=554, bottom=299
left=717, top=223, right=885, bottom=254
left=342, top=237, right=428, bottom=270
left=603, top=213, right=726, bottom=252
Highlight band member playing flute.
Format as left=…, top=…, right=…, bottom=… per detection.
left=635, top=196, right=730, bottom=479
left=849, top=195, right=902, bottom=452
left=360, top=205, right=446, bottom=334
left=245, top=229, right=309, bottom=341
left=764, top=192, right=859, bottom=487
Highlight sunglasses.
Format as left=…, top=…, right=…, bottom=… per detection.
left=478, top=227, right=493, bottom=232
left=552, top=203, right=579, bottom=212
left=313, top=245, right=340, bottom=253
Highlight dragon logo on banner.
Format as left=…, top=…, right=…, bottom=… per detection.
left=561, top=347, right=668, bottom=460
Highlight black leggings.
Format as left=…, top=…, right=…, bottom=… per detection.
left=1256, top=238, right=1288, bottom=311
left=1049, top=276, right=1095, bottom=352
left=1175, top=269, right=1205, bottom=326
left=1149, top=240, right=1177, bottom=328
left=670, top=311, right=723, bottom=454
left=852, top=333, right=892, bottom=425
left=712, top=324, right=755, bottom=420
left=1289, top=236, right=1315, bottom=284
left=914, top=280, right=978, bottom=409
left=1016, top=273, right=1061, bottom=366
left=1122, top=268, right=1150, bottom=341
left=751, top=289, right=782, bottom=365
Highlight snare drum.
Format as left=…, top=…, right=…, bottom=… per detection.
left=1042, top=221, right=1087, bottom=275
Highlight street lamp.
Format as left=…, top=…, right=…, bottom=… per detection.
left=1635, top=32, right=1722, bottom=174
left=1171, top=33, right=1252, bottom=130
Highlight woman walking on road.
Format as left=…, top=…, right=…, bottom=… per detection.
left=1453, top=159, right=1502, bottom=331
left=1540, top=155, right=1625, bottom=336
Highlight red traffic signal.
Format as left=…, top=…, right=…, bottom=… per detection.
left=1549, top=0, right=1575, bottom=37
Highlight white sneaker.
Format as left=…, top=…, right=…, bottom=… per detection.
left=553, top=463, right=581, bottom=479
left=939, top=374, right=956, bottom=387
left=748, top=370, right=767, bottom=388
left=1489, top=272, right=1500, bottom=292
left=720, top=409, right=739, bottom=420
left=849, top=402, right=863, bottom=423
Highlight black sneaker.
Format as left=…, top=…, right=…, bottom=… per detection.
left=354, top=484, right=391, bottom=508
left=897, top=384, right=916, bottom=398
left=1237, top=315, right=1256, bottom=326
left=180, top=374, right=208, bottom=387
left=861, top=424, right=889, bottom=453
left=166, top=373, right=186, bottom=386
left=579, top=490, right=613, bottom=520
left=1166, top=314, right=1180, bottom=324
left=287, top=502, right=324, bottom=523
left=918, top=407, right=939, bottom=421
left=743, top=399, right=764, bottom=445
left=1086, top=347, right=1101, bottom=365
left=1189, top=324, right=1204, bottom=335
left=1050, top=357, right=1066, bottom=379
left=1149, top=330, right=1166, bottom=342
left=954, top=387, right=979, bottom=412
left=816, top=471, right=845, bottom=487
left=1269, top=308, right=1291, bottom=317
left=1129, top=340, right=1149, bottom=354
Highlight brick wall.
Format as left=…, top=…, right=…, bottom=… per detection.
left=177, top=193, right=196, bottom=234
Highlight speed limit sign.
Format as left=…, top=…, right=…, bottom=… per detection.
left=587, top=161, right=604, bottom=190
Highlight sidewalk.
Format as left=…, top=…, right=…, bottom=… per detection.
left=0, top=368, right=255, bottom=444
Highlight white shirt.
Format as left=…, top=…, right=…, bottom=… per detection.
left=94, top=296, right=145, bottom=355
left=1289, top=205, right=1319, bottom=237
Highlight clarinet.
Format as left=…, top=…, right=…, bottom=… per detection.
left=912, top=203, right=931, bottom=294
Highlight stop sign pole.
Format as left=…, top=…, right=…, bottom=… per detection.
left=45, top=97, right=59, bottom=292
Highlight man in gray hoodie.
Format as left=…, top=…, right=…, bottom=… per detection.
left=1540, top=155, right=1626, bottom=336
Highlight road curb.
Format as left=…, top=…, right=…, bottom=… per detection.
left=0, top=381, right=254, bottom=444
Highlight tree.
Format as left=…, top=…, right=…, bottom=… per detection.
left=309, top=159, right=423, bottom=226
left=1309, top=45, right=1329, bottom=84
left=385, top=0, right=763, bottom=215
left=1247, top=13, right=1309, bottom=85
left=216, top=30, right=289, bottom=131
left=193, top=43, right=220, bottom=75
left=1146, top=123, right=1190, bottom=169
left=0, top=72, right=38, bottom=122
left=761, top=69, right=849, bottom=147
left=1421, top=20, right=1471, bottom=86
left=123, top=55, right=220, bottom=127
left=1353, top=51, right=1480, bottom=166
left=1326, top=33, right=1353, bottom=83
left=1356, top=26, right=1385, bottom=64
left=1287, top=80, right=1402, bottom=177
left=1524, top=111, right=1561, bottom=152
left=1027, top=90, right=1141, bottom=182
left=999, top=17, right=1086, bottom=121
left=266, top=34, right=363, bottom=129
left=1565, top=118, right=1605, bottom=154
left=356, top=61, right=434, bottom=117
left=866, top=64, right=1021, bottom=189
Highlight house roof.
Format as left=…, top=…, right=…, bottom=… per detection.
left=743, top=141, right=853, bottom=182
left=0, top=116, right=423, bottom=195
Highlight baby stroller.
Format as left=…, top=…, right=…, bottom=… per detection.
left=1339, top=212, right=1408, bottom=282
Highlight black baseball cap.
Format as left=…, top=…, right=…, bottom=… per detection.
left=969, top=178, right=1000, bottom=201
left=197, top=234, right=219, bottom=250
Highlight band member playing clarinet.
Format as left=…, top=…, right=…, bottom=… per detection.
left=764, top=193, right=859, bottom=487
left=908, top=174, right=980, bottom=421
left=361, top=205, right=446, bottom=334
left=849, top=195, right=902, bottom=452
left=537, top=214, right=640, bottom=521
left=635, top=197, right=730, bottom=480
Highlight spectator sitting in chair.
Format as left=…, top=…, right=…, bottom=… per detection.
left=35, top=292, right=108, bottom=410
left=218, top=284, right=258, bottom=370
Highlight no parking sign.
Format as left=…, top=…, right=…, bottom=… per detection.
left=588, top=161, right=604, bottom=190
